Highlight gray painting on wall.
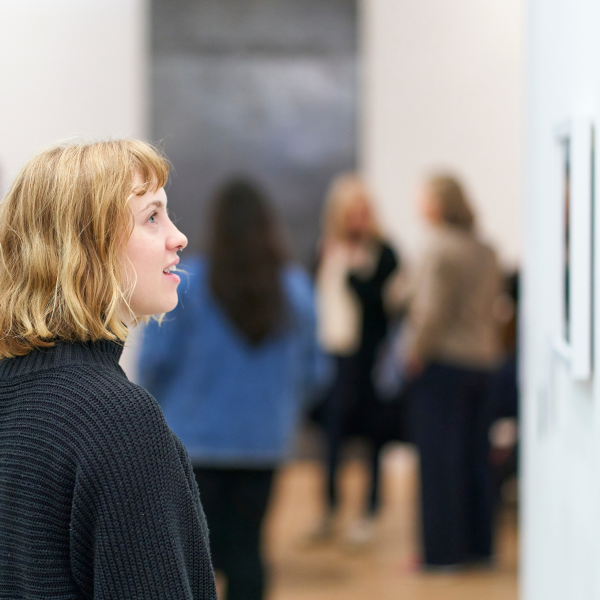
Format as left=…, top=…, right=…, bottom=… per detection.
left=151, top=0, right=358, bottom=265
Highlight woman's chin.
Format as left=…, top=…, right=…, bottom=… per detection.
left=162, top=301, right=179, bottom=315
left=161, top=294, right=180, bottom=315
left=129, top=295, right=179, bottom=321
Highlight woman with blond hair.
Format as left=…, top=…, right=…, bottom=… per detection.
left=406, top=174, right=501, bottom=569
left=311, top=173, right=399, bottom=545
left=0, top=140, right=216, bottom=599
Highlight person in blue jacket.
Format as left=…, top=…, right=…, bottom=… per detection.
left=138, top=179, right=325, bottom=600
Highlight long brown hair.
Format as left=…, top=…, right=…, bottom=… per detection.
left=208, top=179, right=288, bottom=345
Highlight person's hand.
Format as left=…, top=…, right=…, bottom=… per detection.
left=405, top=354, right=425, bottom=379
left=324, top=241, right=369, bottom=270
left=347, top=243, right=370, bottom=269
left=323, top=240, right=351, bottom=262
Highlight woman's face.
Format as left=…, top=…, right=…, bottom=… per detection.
left=344, top=200, right=372, bottom=240
left=124, top=179, right=188, bottom=320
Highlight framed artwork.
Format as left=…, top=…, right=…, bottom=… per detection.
left=555, top=118, right=594, bottom=381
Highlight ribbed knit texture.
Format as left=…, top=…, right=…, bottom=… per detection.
left=0, top=340, right=217, bottom=599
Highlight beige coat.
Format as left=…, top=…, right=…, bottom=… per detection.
left=404, top=226, right=502, bottom=369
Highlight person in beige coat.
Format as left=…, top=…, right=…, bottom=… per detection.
left=405, top=174, right=502, bottom=569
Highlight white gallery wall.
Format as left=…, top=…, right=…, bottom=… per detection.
left=0, top=0, right=148, bottom=377
left=360, top=0, right=524, bottom=269
left=0, top=0, right=148, bottom=185
left=523, top=0, right=600, bottom=598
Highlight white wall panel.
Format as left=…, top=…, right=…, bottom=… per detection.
left=360, top=0, right=524, bottom=268
left=523, top=0, right=600, bottom=598
left=0, top=0, right=148, bottom=186
left=0, top=0, right=149, bottom=378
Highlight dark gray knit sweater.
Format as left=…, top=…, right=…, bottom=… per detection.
left=0, top=339, right=216, bottom=599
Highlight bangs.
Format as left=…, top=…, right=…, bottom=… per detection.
left=129, top=141, right=170, bottom=195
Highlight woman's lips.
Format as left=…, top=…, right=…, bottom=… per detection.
left=163, top=271, right=181, bottom=284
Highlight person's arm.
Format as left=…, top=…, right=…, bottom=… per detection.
left=70, top=388, right=216, bottom=600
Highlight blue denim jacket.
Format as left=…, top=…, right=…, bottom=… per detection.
left=138, top=256, right=328, bottom=467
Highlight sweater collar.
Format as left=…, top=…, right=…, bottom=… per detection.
left=0, top=339, right=125, bottom=380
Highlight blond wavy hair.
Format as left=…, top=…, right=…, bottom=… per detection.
left=0, top=139, right=169, bottom=358
left=321, top=172, right=381, bottom=242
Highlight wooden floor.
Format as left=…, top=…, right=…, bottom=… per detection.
left=261, top=445, right=518, bottom=600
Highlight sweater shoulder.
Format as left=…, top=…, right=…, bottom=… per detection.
left=70, top=363, right=164, bottom=420
left=19, top=362, right=169, bottom=442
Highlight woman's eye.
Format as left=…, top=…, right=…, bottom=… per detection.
left=148, top=212, right=157, bottom=224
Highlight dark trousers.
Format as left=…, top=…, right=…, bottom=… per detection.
left=193, top=467, right=275, bottom=600
left=411, top=362, right=494, bottom=566
left=324, top=355, right=384, bottom=515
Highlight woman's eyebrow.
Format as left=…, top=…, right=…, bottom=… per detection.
left=139, top=200, right=165, bottom=214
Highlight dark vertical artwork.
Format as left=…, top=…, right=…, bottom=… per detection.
left=151, top=0, right=358, bottom=265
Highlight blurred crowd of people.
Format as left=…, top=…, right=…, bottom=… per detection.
left=139, top=172, right=519, bottom=599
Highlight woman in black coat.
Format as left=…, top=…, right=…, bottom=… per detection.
left=311, top=173, right=399, bottom=546
left=0, top=139, right=216, bottom=599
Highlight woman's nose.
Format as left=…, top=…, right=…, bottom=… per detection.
left=171, top=227, right=188, bottom=252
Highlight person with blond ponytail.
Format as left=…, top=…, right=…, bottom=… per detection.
left=310, top=173, right=399, bottom=546
left=0, top=140, right=216, bottom=599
